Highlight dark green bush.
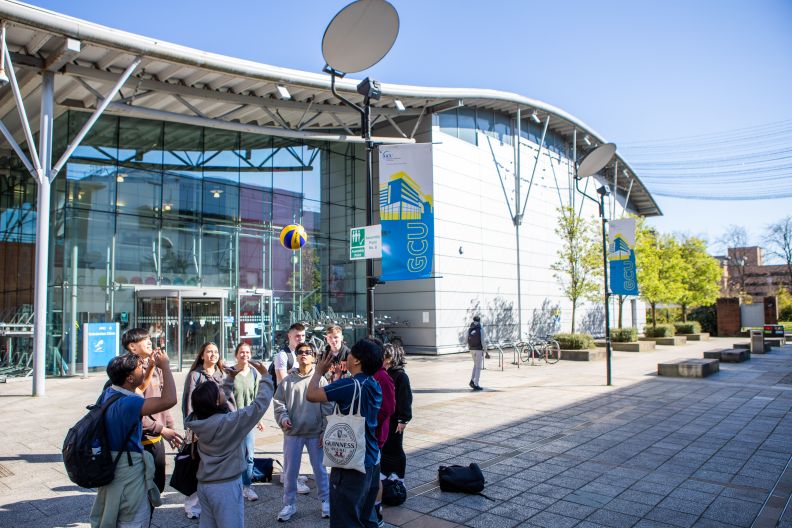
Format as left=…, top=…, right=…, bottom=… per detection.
left=780, top=306, right=792, bottom=321
left=644, top=324, right=675, bottom=338
left=611, top=327, right=637, bottom=342
left=689, top=305, right=717, bottom=335
left=674, top=322, right=702, bottom=335
left=554, top=333, right=595, bottom=350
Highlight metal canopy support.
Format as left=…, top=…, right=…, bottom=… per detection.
left=4, top=45, right=42, bottom=180
left=513, top=108, right=523, bottom=339
left=520, top=115, right=549, bottom=217
left=622, top=178, right=634, bottom=217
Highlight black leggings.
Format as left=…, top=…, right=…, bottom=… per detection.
left=144, top=439, right=166, bottom=493
left=380, top=424, right=406, bottom=479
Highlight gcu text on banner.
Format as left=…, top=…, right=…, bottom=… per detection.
left=608, top=218, right=639, bottom=296
left=378, top=144, right=434, bottom=281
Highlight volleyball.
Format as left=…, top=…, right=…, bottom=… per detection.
left=280, top=224, right=308, bottom=250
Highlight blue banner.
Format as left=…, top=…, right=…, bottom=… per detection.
left=379, top=144, right=434, bottom=281
left=608, top=218, right=639, bottom=296
left=84, top=322, right=120, bottom=368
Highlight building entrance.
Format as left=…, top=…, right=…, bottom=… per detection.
left=133, top=288, right=273, bottom=370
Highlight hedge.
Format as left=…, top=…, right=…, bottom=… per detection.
left=644, top=324, right=676, bottom=338
left=674, top=322, right=702, bottom=335
left=554, top=333, right=595, bottom=350
left=611, top=327, right=637, bottom=342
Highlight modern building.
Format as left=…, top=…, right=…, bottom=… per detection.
left=0, top=1, right=660, bottom=390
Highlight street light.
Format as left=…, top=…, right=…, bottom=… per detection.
left=322, top=0, right=399, bottom=337
left=575, top=142, right=617, bottom=386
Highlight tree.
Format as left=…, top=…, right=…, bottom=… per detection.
left=551, top=207, right=601, bottom=334
left=677, top=236, right=722, bottom=322
left=718, top=224, right=749, bottom=296
left=636, top=223, right=685, bottom=328
left=765, top=216, right=792, bottom=293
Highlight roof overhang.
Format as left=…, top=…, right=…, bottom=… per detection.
left=0, top=0, right=661, bottom=216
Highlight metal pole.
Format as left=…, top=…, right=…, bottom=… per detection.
left=513, top=109, right=522, bottom=340
left=70, top=244, right=78, bottom=375
left=364, top=98, right=375, bottom=338
left=600, top=193, right=612, bottom=386
left=32, top=71, right=54, bottom=396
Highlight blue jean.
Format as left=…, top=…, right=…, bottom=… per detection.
left=329, top=464, right=380, bottom=528
left=242, top=430, right=255, bottom=486
left=282, top=435, right=329, bottom=505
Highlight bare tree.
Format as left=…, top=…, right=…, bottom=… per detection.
left=765, top=216, right=792, bottom=293
left=718, top=225, right=749, bottom=296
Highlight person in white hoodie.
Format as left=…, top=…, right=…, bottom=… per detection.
left=184, top=360, right=273, bottom=528
left=272, top=342, right=334, bottom=522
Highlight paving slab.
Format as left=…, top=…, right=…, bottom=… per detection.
left=1, top=338, right=791, bottom=528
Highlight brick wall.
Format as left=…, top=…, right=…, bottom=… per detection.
left=717, top=297, right=741, bottom=336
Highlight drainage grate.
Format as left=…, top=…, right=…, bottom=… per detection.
left=0, top=463, right=13, bottom=478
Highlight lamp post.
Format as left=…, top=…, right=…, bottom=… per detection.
left=575, top=143, right=617, bottom=386
left=322, top=0, right=399, bottom=337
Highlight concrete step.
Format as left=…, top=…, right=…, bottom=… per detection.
left=640, top=336, right=688, bottom=346
left=560, top=349, right=605, bottom=361
left=703, top=349, right=750, bottom=362
left=679, top=333, right=710, bottom=341
left=658, top=358, right=719, bottom=378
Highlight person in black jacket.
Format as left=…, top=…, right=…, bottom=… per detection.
left=380, top=344, right=412, bottom=481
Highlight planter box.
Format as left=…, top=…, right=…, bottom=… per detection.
left=704, top=349, right=750, bottom=363
left=658, top=358, right=719, bottom=378
left=640, top=336, right=687, bottom=346
left=733, top=343, right=750, bottom=350
left=680, top=333, right=710, bottom=341
left=560, top=349, right=605, bottom=361
left=612, top=341, right=656, bottom=352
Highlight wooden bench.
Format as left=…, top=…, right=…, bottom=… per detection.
left=658, top=358, right=719, bottom=378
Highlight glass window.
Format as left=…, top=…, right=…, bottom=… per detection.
left=160, top=221, right=200, bottom=286
left=201, top=226, right=235, bottom=287
left=238, top=232, right=266, bottom=289
left=163, top=172, right=200, bottom=221
left=115, top=214, right=159, bottom=285
left=117, top=168, right=162, bottom=215
left=476, top=109, right=494, bottom=134
left=65, top=162, right=116, bottom=213
left=65, top=209, right=114, bottom=287
left=494, top=112, right=512, bottom=145
left=203, top=177, right=239, bottom=224
left=457, top=108, right=477, bottom=145
left=438, top=109, right=458, bottom=138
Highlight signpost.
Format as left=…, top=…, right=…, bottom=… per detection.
left=350, top=225, right=382, bottom=260
left=83, top=322, right=120, bottom=376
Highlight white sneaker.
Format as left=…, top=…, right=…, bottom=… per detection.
left=243, top=486, right=259, bottom=501
left=278, top=504, right=297, bottom=522
left=297, top=475, right=309, bottom=483
left=185, top=511, right=199, bottom=519
left=321, top=500, right=330, bottom=518
left=297, top=479, right=311, bottom=494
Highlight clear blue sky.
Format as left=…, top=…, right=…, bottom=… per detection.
left=29, top=0, right=792, bottom=255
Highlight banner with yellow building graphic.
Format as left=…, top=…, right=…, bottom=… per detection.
left=608, top=218, right=639, bottom=296
left=378, top=144, right=434, bottom=281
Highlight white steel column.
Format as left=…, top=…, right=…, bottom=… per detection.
left=32, top=71, right=54, bottom=396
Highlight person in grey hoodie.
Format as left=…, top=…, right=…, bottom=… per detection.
left=272, top=342, right=334, bottom=522
left=184, top=360, right=273, bottom=528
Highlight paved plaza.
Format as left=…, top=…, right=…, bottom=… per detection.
left=1, top=337, right=791, bottom=528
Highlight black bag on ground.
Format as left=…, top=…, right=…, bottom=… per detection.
left=382, top=477, right=407, bottom=506
left=170, top=441, right=201, bottom=496
left=438, top=463, right=486, bottom=494
left=62, top=393, right=136, bottom=489
left=251, top=457, right=282, bottom=483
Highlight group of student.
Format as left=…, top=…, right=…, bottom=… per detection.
left=89, top=322, right=413, bottom=528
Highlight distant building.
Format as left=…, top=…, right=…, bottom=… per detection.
left=716, top=246, right=791, bottom=299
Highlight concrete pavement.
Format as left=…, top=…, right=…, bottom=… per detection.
left=0, top=337, right=790, bottom=527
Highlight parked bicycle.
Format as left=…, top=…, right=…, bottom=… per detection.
left=518, top=335, right=561, bottom=365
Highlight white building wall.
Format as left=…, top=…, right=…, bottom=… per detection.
left=375, top=121, right=647, bottom=354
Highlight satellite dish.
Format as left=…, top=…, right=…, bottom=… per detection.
left=322, top=0, right=399, bottom=74
left=577, top=143, right=616, bottom=178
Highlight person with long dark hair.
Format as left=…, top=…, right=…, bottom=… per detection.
left=380, top=344, right=412, bottom=481
left=181, top=342, right=226, bottom=519
left=185, top=362, right=274, bottom=528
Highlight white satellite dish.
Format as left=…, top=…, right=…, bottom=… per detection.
left=577, top=143, right=616, bottom=178
left=322, top=0, right=399, bottom=74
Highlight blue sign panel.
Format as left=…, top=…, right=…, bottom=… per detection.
left=85, top=322, right=120, bottom=368
left=608, top=218, right=639, bottom=296
left=379, top=144, right=434, bottom=281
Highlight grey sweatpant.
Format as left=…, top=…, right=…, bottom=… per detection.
left=283, top=435, right=329, bottom=505
left=470, top=349, right=484, bottom=384
left=197, top=477, right=243, bottom=528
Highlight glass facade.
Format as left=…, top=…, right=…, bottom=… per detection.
left=4, top=111, right=369, bottom=373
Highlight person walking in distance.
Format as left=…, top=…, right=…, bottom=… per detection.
left=467, top=316, right=485, bottom=391
left=272, top=342, right=333, bottom=522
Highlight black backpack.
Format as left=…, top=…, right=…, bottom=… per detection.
left=382, top=477, right=407, bottom=506
left=467, top=323, right=482, bottom=349
left=63, top=393, right=138, bottom=489
left=438, top=463, right=487, bottom=494
left=267, top=350, right=294, bottom=389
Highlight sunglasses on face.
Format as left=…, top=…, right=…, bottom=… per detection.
left=296, top=349, right=314, bottom=356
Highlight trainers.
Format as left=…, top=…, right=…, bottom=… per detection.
left=469, top=380, right=476, bottom=389
left=242, top=486, right=258, bottom=501
left=297, top=475, right=309, bottom=483
left=375, top=503, right=384, bottom=527
left=321, top=500, right=330, bottom=518
left=473, top=384, right=483, bottom=391
left=185, top=511, right=199, bottom=519
left=297, top=479, right=311, bottom=494
left=278, top=504, right=297, bottom=522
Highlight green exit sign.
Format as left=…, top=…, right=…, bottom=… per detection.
left=349, top=225, right=381, bottom=260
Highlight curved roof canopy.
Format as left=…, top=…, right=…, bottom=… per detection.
left=0, top=0, right=660, bottom=216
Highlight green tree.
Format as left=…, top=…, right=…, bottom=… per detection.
left=765, top=215, right=792, bottom=293
left=677, top=236, right=722, bottom=322
left=551, top=207, right=601, bottom=334
left=636, top=222, right=685, bottom=328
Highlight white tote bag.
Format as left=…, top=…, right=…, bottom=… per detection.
left=323, top=378, right=366, bottom=474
